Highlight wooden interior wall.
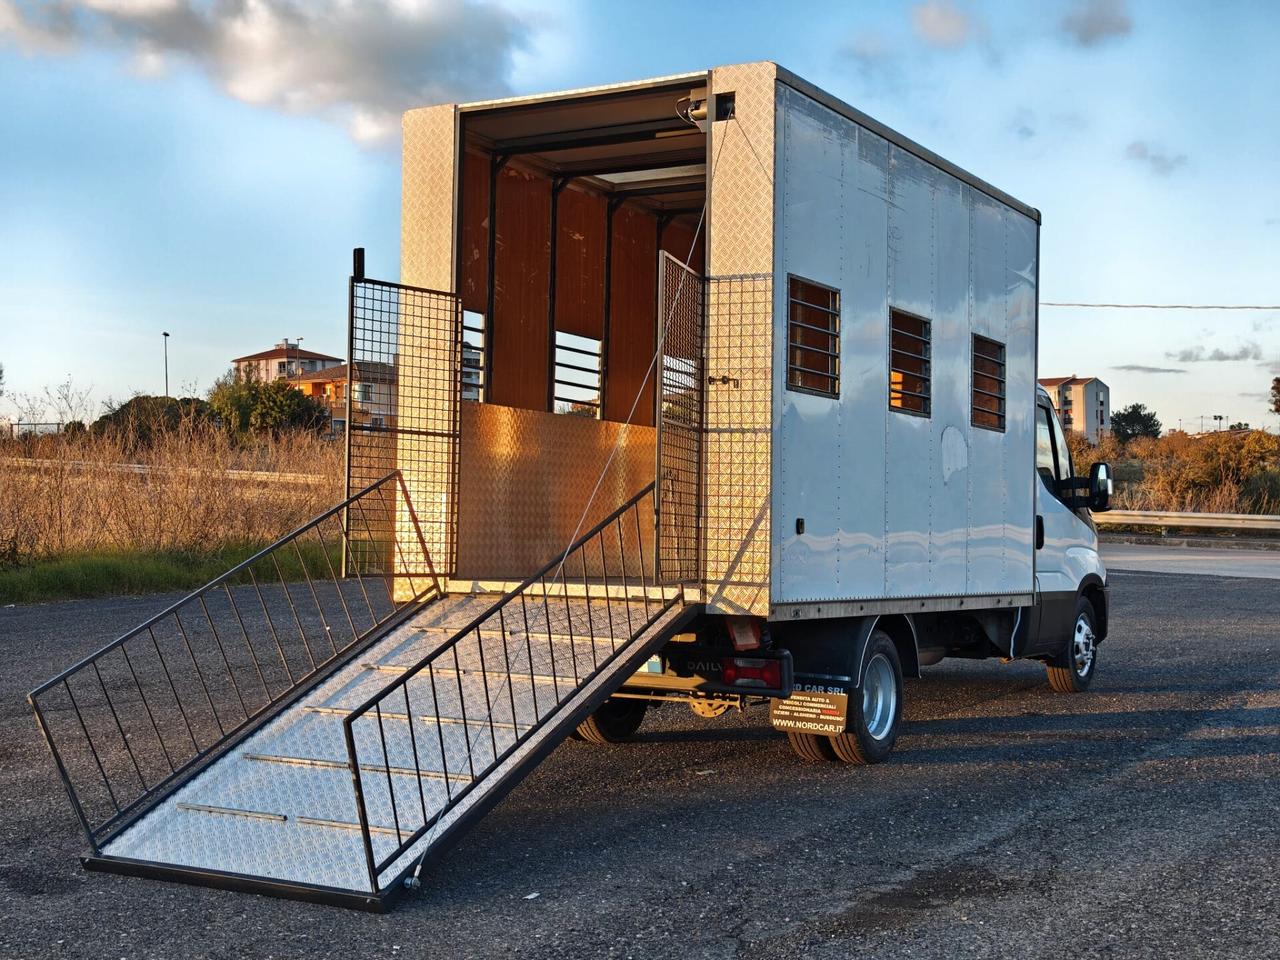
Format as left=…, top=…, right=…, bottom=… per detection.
left=459, top=146, right=705, bottom=423
left=604, top=204, right=659, bottom=425
left=489, top=165, right=551, bottom=411
left=554, top=186, right=606, bottom=339
left=661, top=215, right=705, bottom=274
left=459, top=149, right=490, bottom=315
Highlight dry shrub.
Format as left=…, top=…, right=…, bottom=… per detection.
left=1073, top=429, right=1280, bottom=514
left=0, top=422, right=342, bottom=568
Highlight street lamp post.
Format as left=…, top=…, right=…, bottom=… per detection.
left=162, top=331, right=170, bottom=397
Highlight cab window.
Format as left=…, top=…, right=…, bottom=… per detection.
left=1036, top=405, right=1056, bottom=486
left=1049, top=405, right=1073, bottom=482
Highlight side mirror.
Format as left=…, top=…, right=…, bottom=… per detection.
left=1088, top=462, right=1113, bottom=512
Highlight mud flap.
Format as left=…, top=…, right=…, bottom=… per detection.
left=769, top=685, right=849, bottom=735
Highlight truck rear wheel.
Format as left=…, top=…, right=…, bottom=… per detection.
left=786, top=731, right=837, bottom=762
left=575, top=698, right=647, bottom=744
left=1046, top=597, right=1098, bottom=693
left=828, top=632, right=903, bottom=764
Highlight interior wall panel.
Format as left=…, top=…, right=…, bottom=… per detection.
left=604, top=204, right=658, bottom=426
left=490, top=165, right=552, bottom=411
left=554, top=186, right=607, bottom=339
left=661, top=217, right=705, bottom=274
left=459, top=148, right=490, bottom=315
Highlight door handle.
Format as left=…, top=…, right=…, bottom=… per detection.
left=1035, top=515, right=1045, bottom=550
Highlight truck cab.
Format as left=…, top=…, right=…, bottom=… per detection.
left=1032, top=385, right=1112, bottom=691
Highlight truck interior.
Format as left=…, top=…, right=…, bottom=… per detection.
left=452, top=77, right=709, bottom=580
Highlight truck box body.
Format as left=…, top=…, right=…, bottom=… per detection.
left=392, top=61, right=1039, bottom=620
left=770, top=80, right=1038, bottom=611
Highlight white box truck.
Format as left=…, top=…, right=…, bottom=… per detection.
left=31, top=62, right=1114, bottom=908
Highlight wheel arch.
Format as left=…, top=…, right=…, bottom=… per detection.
left=1078, top=574, right=1108, bottom=642
left=772, top=613, right=921, bottom=692
left=866, top=614, right=920, bottom=681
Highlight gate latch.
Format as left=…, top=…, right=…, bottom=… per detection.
left=707, top=374, right=740, bottom=388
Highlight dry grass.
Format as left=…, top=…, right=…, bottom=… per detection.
left=1068, top=429, right=1280, bottom=515
left=0, top=425, right=343, bottom=570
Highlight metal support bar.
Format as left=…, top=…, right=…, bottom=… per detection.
left=547, top=175, right=571, bottom=412
left=600, top=196, right=623, bottom=418
left=484, top=154, right=508, bottom=394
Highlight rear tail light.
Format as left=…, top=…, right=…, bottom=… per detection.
left=720, top=656, right=782, bottom=688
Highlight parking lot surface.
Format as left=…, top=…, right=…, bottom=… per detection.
left=2, top=563, right=1277, bottom=959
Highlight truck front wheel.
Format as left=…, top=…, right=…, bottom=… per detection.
left=1046, top=597, right=1098, bottom=693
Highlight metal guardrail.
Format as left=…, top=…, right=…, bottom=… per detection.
left=29, top=470, right=442, bottom=852
left=3, top=457, right=328, bottom=487
left=1095, top=510, right=1280, bottom=532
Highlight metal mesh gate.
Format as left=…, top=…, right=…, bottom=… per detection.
left=655, top=252, right=705, bottom=584
left=702, top=272, right=773, bottom=611
left=346, top=271, right=461, bottom=578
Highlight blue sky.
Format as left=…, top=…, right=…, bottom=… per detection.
left=1, top=0, right=1277, bottom=432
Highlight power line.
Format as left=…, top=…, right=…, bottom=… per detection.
left=1042, top=302, right=1280, bottom=310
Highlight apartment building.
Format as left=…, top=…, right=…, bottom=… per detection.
left=1038, top=375, right=1111, bottom=442
left=232, top=340, right=343, bottom=383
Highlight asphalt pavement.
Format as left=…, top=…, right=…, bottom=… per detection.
left=2, top=559, right=1278, bottom=959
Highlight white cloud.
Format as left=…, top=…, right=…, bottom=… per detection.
left=0, top=0, right=531, bottom=146
left=1126, top=140, right=1187, bottom=176
left=1112, top=364, right=1187, bottom=374
left=910, top=0, right=971, bottom=48
left=1166, top=342, right=1263, bottom=363
left=1061, top=0, right=1132, bottom=46
left=83, top=0, right=181, bottom=13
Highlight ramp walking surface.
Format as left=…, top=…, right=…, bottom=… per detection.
left=3, top=567, right=1278, bottom=959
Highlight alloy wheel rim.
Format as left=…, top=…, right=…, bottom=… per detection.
left=862, top=653, right=898, bottom=741
left=1073, top=615, right=1096, bottom=677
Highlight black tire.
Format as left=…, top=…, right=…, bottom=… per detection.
left=1047, top=596, right=1099, bottom=693
left=575, top=698, right=647, bottom=744
left=786, top=731, right=837, bottom=762
left=828, top=631, right=903, bottom=765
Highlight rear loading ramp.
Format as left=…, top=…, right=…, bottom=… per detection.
left=32, top=482, right=693, bottom=910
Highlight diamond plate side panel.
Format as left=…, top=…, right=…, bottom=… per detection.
left=708, top=62, right=776, bottom=276
left=703, top=63, right=776, bottom=616
left=397, top=105, right=461, bottom=591
left=402, top=104, right=459, bottom=291
left=454, top=403, right=656, bottom=581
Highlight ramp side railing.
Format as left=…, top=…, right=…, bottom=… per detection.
left=29, top=470, right=442, bottom=853
left=343, top=482, right=681, bottom=893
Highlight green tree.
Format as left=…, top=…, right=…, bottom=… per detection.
left=207, top=371, right=259, bottom=434
left=207, top=370, right=328, bottom=436
left=1110, top=402, right=1162, bottom=444
left=249, top=379, right=329, bottom=434
left=1270, top=376, right=1280, bottom=415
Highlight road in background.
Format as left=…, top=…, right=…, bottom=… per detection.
left=2, top=570, right=1278, bottom=959
left=1103, top=541, right=1280, bottom=579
